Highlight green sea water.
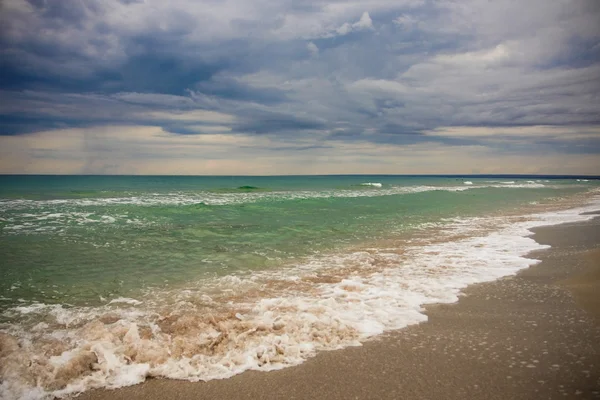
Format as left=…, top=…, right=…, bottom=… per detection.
left=0, top=175, right=596, bottom=309
left=2, top=174, right=600, bottom=399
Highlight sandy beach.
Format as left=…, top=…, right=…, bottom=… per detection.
left=76, top=216, right=600, bottom=400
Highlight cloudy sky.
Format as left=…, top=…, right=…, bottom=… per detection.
left=1, top=0, right=599, bottom=175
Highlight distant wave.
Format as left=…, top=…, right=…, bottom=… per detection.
left=359, top=182, right=382, bottom=188
left=0, top=181, right=557, bottom=214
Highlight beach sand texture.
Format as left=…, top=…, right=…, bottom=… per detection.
left=77, top=217, right=600, bottom=400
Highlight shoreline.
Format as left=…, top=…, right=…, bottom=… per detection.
left=76, top=216, right=600, bottom=400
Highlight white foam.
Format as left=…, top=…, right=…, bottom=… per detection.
left=360, top=182, right=382, bottom=188
left=0, top=210, right=129, bottom=235
left=107, top=297, right=143, bottom=306
left=464, top=181, right=473, bottom=185
left=483, top=180, right=547, bottom=188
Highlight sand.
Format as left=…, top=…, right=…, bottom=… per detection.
left=76, top=217, right=600, bottom=400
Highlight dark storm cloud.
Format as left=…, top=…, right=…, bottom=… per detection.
left=233, top=111, right=327, bottom=135
left=0, top=0, right=599, bottom=164
left=194, top=77, right=289, bottom=105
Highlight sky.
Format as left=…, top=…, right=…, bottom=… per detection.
left=1, top=0, right=599, bottom=175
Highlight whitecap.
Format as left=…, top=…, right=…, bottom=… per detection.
left=360, top=182, right=382, bottom=188
left=107, top=297, right=142, bottom=306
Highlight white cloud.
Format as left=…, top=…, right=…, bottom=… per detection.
left=352, top=12, right=373, bottom=30
left=393, top=14, right=419, bottom=30
left=307, top=42, right=319, bottom=57
left=336, top=23, right=353, bottom=36
left=434, top=44, right=511, bottom=67
left=349, top=79, right=410, bottom=98
left=330, top=11, right=374, bottom=37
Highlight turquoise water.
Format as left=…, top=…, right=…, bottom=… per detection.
left=1, top=175, right=599, bottom=399
left=0, top=175, right=595, bottom=308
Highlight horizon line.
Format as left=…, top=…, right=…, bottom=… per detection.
left=1, top=173, right=599, bottom=178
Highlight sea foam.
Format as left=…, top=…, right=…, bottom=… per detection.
left=360, top=182, right=383, bottom=187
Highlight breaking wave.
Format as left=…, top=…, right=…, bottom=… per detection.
left=1, top=195, right=599, bottom=399
left=359, top=182, right=382, bottom=187
left=0, top=182, right=549, bottom=212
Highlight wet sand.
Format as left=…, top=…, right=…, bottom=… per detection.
left=77, top=217, right=600, bottom=400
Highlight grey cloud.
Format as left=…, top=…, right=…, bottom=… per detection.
left=1, top=0, right=599, bottom=164
left=111, top=92, right=198, bottom=108
left=233, top=111, right=327, bottom=134
left=194, top=76, right=290, bottom=105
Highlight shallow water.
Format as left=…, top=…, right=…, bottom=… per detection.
left=1, top=175, right=599, bottom=399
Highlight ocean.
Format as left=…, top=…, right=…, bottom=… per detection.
left=1, top=175, right=599, bottom=399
